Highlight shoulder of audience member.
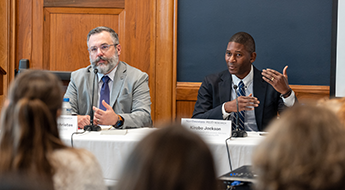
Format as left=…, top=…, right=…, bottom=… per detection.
left=50, top=148, right=99, bottom=166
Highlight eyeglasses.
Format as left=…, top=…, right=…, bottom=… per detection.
left=88, top=44, right=117, bottom=54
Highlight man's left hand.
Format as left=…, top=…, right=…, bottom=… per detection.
left=93, top=100, right=119, bottom=125
left=262, top=66, right=291, bottom=95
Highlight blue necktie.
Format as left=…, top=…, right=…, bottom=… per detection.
left=99, top=76, right=110, bottom=111
left=233, top=81, right=246, bottom=131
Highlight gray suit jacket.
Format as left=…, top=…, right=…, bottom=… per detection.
left=64, top=61, right=152, bottom=128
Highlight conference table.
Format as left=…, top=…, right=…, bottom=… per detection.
left=60, top=128, right=265, bottom=186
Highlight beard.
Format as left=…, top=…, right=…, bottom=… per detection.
left=90, top=53, right=118, bottom=74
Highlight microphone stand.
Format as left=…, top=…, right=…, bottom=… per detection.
left=84, top=68, right=101, bottom=131
left=225, top=84, right=248, bottom=173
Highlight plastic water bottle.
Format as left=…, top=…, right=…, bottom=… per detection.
left=62, top=98, right=72, bottom=115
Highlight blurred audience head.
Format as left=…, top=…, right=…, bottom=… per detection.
left=318, top=97, right=345, bottom=125
left=0, top=70, right=67, bottom=186
left=116, top=124, right=218, bottom=190
left=253, top=104, right=345, bottom=190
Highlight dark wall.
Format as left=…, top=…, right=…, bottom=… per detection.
left=177, top=0, right=333, bottom=85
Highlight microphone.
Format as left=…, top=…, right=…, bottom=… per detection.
left=84, top=68, right=101, bottom=131
left=232, top=84, right=247, bottom=138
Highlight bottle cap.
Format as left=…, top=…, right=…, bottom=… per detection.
left=63, top=98, right=70, bottom=102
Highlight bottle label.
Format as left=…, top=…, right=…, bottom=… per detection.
left=62, top=102, right=72, bottom=115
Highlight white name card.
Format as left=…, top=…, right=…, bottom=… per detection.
left=181, top=118, right=232, bottom=140
left=57, top=115, right=78, bottom=136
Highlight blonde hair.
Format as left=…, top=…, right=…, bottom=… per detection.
left=318, top=97, right=345, bottom=125
left=0, top=70, right=68, bottom=185
left=253, top=104, right=345, bottom=190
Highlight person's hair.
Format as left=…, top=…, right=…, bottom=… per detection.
left=0, top=70, right=68, bottom=185
left=317, top=97, right=345, bottom=126
left=253, top=104, right=345, bottom=190
left=229, top=32, right=255, bottom=54
left=87, top=26, right=119, bottom=47
left=116, top=124, right=219, bottom=190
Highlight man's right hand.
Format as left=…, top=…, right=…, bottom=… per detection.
left=77, top=115, right=90, bottom=129
left=224, top=93, right=260, bottom=113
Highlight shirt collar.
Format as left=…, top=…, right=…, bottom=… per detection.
left=231, top=64, right=254, bottom=87
left=97, top=64, right=118, bottom=82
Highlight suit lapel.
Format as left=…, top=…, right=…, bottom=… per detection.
left=110, top=61, right=126, bottom=107
left=253, top=66, right=267, bottom=130
left=219, top=71, right=232, bottom=103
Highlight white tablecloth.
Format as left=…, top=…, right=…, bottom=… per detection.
left=60, top=128, right=265, bottom=185
left=205, top=132, right=265, bottom=176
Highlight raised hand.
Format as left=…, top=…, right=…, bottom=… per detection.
left=262, top=66, right=291, bottom=95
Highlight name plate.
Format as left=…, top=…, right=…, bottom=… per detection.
left=181, top=118, right=232, bottom=140
left=57, top=115, right=78, bottom=136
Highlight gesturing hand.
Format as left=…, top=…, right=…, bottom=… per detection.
left=77, top=115, right=90, bottom=129
left=224, top=93, right=260, bottom=113
left=262, top=66, right=291, bottom=95
left=93, top=100, right=118, bottom=126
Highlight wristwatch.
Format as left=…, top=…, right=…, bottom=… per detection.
left=114, top=115, right=124, bottom=128
left=280, top=88, right=292, bottom=98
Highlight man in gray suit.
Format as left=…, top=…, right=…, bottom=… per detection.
left=64, top=26, right=152, bottom=129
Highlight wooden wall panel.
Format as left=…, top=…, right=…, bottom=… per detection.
left=0, top=2, right=9, bottom=65
left=122, top=0, right=152, bottom=77
left=31, top=0, right=44, bottom=69
left=0, top=1, right=8, bottom=103
left=44, top=0, right=124, bottom=8
left=172, top=0, right=178, bottom=119
left=176, top=82, right=331, bottom=121
left=154, top=0, right=175, bottom=126
left=45, top=8, right=122, bottom=71
left=0, top=0, right=15, bottom=110
left=16, top=0, right=32, bottom=69
left=291, top=85, right=330, bottom=101
left=176, top=100, right=195, bottom=122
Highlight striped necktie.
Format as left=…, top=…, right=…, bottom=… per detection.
left=233, top=81, right=246, bottom=131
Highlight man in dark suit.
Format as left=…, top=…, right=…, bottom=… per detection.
left=192, top=32, right=296, bottom=131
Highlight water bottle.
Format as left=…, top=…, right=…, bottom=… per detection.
left=62, top=98, right=72, bottom=115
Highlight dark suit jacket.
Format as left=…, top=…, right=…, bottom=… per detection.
left=192, top=66, right=286, bottom=131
